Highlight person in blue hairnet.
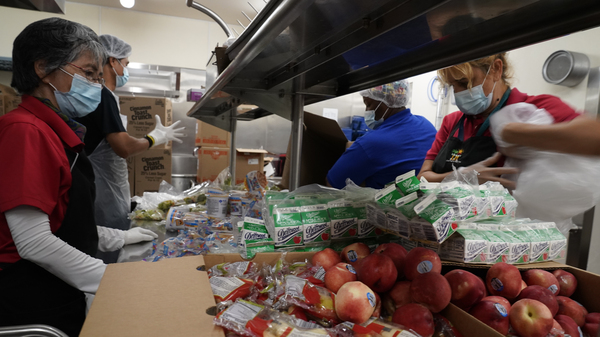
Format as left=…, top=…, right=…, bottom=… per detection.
left=75, top=35, right=184, bottom=235
left=327, top=80, right=437, bottom=189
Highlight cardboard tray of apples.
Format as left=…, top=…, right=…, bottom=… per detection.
left=206, top=242, right=599, bottom=337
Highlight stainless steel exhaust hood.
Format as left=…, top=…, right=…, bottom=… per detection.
left=0, top=0, right=65, bottom=14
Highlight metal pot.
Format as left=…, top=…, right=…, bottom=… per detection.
left=542, top=50, right=590, bottom=87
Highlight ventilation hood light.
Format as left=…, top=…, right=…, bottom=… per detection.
left=120, top=0, right=134, bottom=8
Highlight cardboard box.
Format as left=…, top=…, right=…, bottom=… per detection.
left=126, top=156, right=135, bottom=197
left=85, top=251, right=600, bottom=337
left=119, top=96, right=173, bottom=149
left=235, top=148, right=268, bottom=185
left=195, top=120, right=230, bottom=147
left=197, top=147, right=230, bottom=183
left=0, top=84, right=21, bottom=116
left=133, top=148, right=172, bottom=195
left=281, top=111, right=348, bottom=189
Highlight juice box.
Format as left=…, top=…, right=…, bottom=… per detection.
left=328, top=200, right=358, bottom=240
left=272, top=207, right=303, bottom=247
left=355, top=201, right=377, bottom=238
left=414, top=193, right=456, bottom=243
left=395, top=170, right=420, bottom=196
left=300, top=204, right=331, bottom=245
left=499, top=225, right=531, bottom=264
left=439, top=223, right=488, bottom=263
left=375, top=184, right=403, bottom=206
left=386, top=209, right=410, bottom=238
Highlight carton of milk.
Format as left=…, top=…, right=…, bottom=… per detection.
left=395, top=170, right=421, bottom=196
left=366, top=202, right=388, bottom=232
left=327, top=200, right=358, bottom=240
left=414, top=193, right=456, bottom=243
left=543, top=222, right=567, bottom=260
left=395, top=192, right=419, bottom=219
left=375, top=184, right=403, bottom=206
left=439, top=181, right=477, bottom=221
left=386, top=209, right=411, bottom=238
left=499, top=225, right=531, bottom=264
left=476, top=224, right=510, bottom=264
left=519, top=223, right=551, bottom=263
left=354, top=202, right=377, bottom=238
left=439, top=223, right=488, bottom=263
left=272, top=206, right=303, bottom=247
left=300, top=204, right=331, bottom=245
left=240, top=217, right=275, bottom=258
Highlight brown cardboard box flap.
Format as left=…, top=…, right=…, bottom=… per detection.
left=0, top=84, right=18, bottom=95
left=236, top=148, right=269, bottom=154
left=81, top=256, right=221, bottom=337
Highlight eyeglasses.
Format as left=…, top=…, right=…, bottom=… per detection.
left=66, top=62, right=104, bottom=85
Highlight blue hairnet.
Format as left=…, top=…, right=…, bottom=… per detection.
left=99, top=34, right=132, bottom=59
left=359, top=80, right=410, bottom=108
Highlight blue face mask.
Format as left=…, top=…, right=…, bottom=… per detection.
left=49, top=69, right=102, bottom=118
left=114, top=60, right=129, bottom=87
left=365, top=102, right=389, bottom=130
left=454, top=67, right=497, bottom=116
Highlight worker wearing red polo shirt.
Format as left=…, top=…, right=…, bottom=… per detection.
left=0, top=18, right=157, bottom=336
left=418, top=53, right=581, bottom=189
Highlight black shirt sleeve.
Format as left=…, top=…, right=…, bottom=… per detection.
left=75, top=87, right=127, bottom=155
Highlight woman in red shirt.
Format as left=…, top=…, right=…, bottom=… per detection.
left=418, top=53, right=582, bottom=188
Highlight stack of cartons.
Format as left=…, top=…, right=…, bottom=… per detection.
left=196, top=121, right=231, bottom=183
left=119, top=96, right=173, bottom=196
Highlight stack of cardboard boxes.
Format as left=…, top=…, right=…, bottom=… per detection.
left=120, top=96, right=173, bottom=196
left=0, top=84, right=21, bottom=116
left=195, top=121, right=268, bottom=185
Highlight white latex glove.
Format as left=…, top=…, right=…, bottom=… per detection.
left=146, top=115, right=185, bottom=147
left=123, top=227, right=158, bottom=245
left=6, top=206, right=106, bottom=294
left=490, top=102, right=554, bottom=157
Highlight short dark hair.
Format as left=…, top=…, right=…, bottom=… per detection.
left=11, top=17, right=106, bottom=94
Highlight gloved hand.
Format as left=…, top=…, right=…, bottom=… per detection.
left=460, top=152, right=519, bottom=190
left=146, top=115, right=185, bottom=147
left=123, top=227, right=158, bottom=245
left=490, top=102, right=554, bottom=150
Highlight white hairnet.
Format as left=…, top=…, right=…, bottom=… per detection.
left=99, top=34, right=132, bottom=59
left=359, top=80, right=410, bottom=108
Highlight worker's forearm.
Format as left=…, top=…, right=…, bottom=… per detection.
left=107, top=132, right=152, bottom=158
left=503, top=117, right=600, bottom=156
left=418, top=170, right=451, bottom=183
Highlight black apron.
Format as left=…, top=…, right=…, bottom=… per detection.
left=432, top=89, right=511, bottom=174
left=0, top=148, right=99, bottom=337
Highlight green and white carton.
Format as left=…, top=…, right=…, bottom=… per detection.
left=519, top=223, right=550, bottom=263
left=300, top=204, right=331, bottom=245
left=272, top=206, right=303, bottom=247
left=414, top=193, right=456, bottom=243
left=366, top=202, right=387, bottom=232
left=543, top=222, right=567, bottom=261
left=419, top=182, right=440, bottom=194
left=440, top=223, right=488, bottom=263
left=328, top=199, right=358, bottom=240
left=375, top=184, right=403, bottom=206
left=487, top=184, right=518, bottom=218
left=439, top=181, right=477, bottom=221
left=395, top=192, right=419, bottom=219
left=499, top=225, right=531, bottom=264
left=241, top=217, right=275, bottom=258
left=395, top=170, right=420, bottom=196
left=265, top=191, right=290, bottom=217
left=386, top=209, right=410, bottom=238
left=476, top=224, right=510, bottom=264
left=355, top=201, right=377, bottom=238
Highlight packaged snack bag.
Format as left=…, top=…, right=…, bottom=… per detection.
left=210, top=277, right=256, bottom=304
left=280, top=275, right=338, bottom=325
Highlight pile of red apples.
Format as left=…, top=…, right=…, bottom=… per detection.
left=311, top=243, right=599, bottom=337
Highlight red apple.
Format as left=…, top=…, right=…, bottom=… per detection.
left=341, top=243, right=370, bottom=268
left=522, top=269, right=561, bottom=295
left=583, top=323, right=599, bottom=337
left=482, top=296, right=512, bottom=313
left=552, top=269, right=578, bottom=297
left=444, top=269, right=486, bottom=311
left=521, top=280, right=528, bottom=291
left=469, top=300, right=510, bottom=335
left=485, top=262, right=523, bottom=300
left=410, top=271, right=451, bottom=313
left=509, top=299, right=554, bottom=337
left=312, top=248, right=342, bottom=271
left=555, top=314, right=581, bottom=337
left=383, top=281, right=412, bottom=315
left=517, top=285, right=559, bottom=316
left=557, top=296, right=588, bottom=326
left=403, top=247, right=442, bottom=281
left=324, top=262, right=357, bottom=294
left=587, top=313, right=600, bottom=324
left=392, top=303, right=435, bottom=337
left=551, top=319, right=565, bottom=337
left=356, top=253, right=397, bottom=293
left=374, top=243, right=407, bottom=279
left=372, top=292, right=381, bottom=318
left=335, top=281, right=377, bottom=324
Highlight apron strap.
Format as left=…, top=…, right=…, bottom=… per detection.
left=449, top=115, right=468, bottom=142
left=476, top=88, right=512, bottom=137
